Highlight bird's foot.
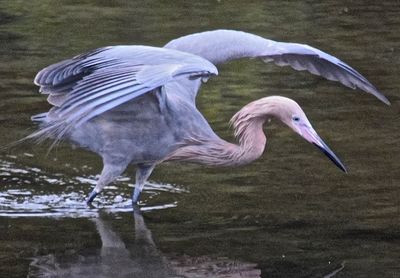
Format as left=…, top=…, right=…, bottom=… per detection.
left=131, top=195, right=139, bottom=205
left=131, top=188, right=141, bottom=205
left=86, top=190, right=98, bottom=205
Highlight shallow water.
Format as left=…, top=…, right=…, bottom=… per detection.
left=0, top=0, right=399, bottom=277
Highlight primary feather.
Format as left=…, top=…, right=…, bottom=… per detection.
left=31, top=45, right=218, bottom=143
left=165, top=29, right=389, bottom=104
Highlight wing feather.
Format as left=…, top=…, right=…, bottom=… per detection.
left=165, top=30, right=389, bottom=104
left=32, top=46, right=218, bottom=141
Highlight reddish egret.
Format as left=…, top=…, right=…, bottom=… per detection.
left=28, top=30, right=388, bottom=204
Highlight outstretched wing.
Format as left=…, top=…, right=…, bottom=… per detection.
left=33, top=45, right=218, bottom=140
left=165, top=29, right=389, bottom=104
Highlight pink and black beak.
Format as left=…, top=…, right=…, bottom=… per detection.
left=299, top=125, right=347, bottom=173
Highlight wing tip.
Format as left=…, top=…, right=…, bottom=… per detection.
left=367, top=86, right=390, bottom=105
left=34, top=69, right=46, bottom=86
left=376, top=93, right=391, bottom=105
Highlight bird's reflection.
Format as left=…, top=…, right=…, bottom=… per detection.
left=28, top=206, right=261, bottom=277
left=90, top=206, right=174, bottom=277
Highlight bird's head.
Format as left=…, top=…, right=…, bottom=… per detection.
left=257, top=96, right=347, bottom=172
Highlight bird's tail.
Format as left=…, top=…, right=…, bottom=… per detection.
left=1, top=112, right=65, bottom=153
left=31, top=112, right=49, bottom=123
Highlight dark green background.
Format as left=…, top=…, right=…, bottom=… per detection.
left=0, top=1, right=399, bottom=277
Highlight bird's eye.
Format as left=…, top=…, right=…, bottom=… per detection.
left=292, top=116, right=300, bottom=122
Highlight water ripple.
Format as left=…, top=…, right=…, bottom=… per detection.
left=0, top=157, right=185, bottom=218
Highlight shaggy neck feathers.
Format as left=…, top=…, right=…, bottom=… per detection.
left=166, top=97, right=289, bottom=166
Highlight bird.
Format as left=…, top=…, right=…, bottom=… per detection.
left=28, top=30, right=389, bottom=205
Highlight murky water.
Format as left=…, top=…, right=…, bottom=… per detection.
left=0, top=0, right=399, bottom=277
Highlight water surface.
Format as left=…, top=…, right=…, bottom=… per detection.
left=0, top=1, right=399, bottom=277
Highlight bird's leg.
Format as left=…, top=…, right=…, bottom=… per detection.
left=86, top=163, right=127, bottom=204
left=132, top=164, right=155, bottom=204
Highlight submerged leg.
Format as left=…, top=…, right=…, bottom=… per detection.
left=86, top=163, right=127, bottom=204
left=132, top=164, right=155, bottom=204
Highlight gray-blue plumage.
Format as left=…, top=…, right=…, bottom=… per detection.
left=165, top=30, right=388, bottom=104
left=29, top=30, right=388, bottom=204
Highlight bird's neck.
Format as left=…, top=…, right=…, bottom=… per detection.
left=224, top=116, right=266, bottom=166
left=166, top=101, right=275, bottom=167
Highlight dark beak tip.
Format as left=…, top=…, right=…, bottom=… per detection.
left=312, top=143, right=347, bottom=174
left=334, top=160, right=347, bottom=174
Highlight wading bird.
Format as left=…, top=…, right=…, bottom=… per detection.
left=29, top=30, right=389, bottom=204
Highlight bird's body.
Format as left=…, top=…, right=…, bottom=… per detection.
left=68, top=91, right=213, bottom=165
left=28, top=30, right=388, bottom=204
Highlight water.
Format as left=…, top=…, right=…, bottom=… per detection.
left=0, top=0, right=399, bottom=277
